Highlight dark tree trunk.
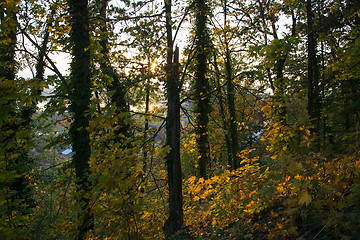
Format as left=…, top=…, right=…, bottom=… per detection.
left=163, top=0, right=183, bottom=236
left=194, top=0, right=211, bottom=179
left=0, top=3, right=34, bottom=232
left=257, top=0, right=275, bottom=92
left=223, top=0, right=240, bottom=169
left=225, top=49, right=240, bottom=169
left=143, top=72, right=150, bottom=172
left=98, top=0, right=129, bottom=142
left=35, top=10, right=54, bottom=87
left=21, top=9, right=54, bottom=127
left=271, top=16, right=288, bottom=124
left=307, top=0, right=321, bottom=143
left=68, top=0, right=94, bottom=239
left=273, top=58, right=287, bottom=124
left=213, top=56, right=232, bottom=167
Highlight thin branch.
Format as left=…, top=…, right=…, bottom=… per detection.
left=180, top=105, right=195, bottom=129
left=40, top=160, right=71, bottom=173
left=129, top=110, right=166, bottom=120
left=18, top=26, right=72, bottom=95
left=140, top=120, right=166, bottom=148
left=45, top=94, right=70, bottom=99
left=173, top=0, right=195, bottom=43
left=105, top=11, right=164, bottom=22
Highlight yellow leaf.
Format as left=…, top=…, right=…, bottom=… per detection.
left=188, top=176, right=196, bottom=183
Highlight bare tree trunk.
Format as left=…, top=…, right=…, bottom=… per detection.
left=163, top=0, right=183, bottom=236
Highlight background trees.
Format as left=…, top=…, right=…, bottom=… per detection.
left=1, top=0, right=360, bottom=239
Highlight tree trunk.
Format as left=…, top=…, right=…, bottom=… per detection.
left=273, top=58, right=287, bottom=124
left=0, top=3, right=35, bottom=235
left=225, top=49, right=240, bottom=169
left=163, top=0, right=183, bottom=236
left=223, top=0, right=240, bottom=169
left=194, top=0, right=211, bottom=179
left=257, top=0, right=275, bottom=92
left=143, top=68, right=150, bottom=172
left=307, top=0, right=321, bottom=144
left=68, top=0, right=94, bottom=238
left=21, top=9, right=54, bottom=132
left=98, top=0, right=129, bottom=142
left=213, top=56, right=232, bottom=167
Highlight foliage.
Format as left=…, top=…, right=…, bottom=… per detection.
left=1, top=0, right=360, bottom=239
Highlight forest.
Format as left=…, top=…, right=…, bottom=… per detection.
left=1, top=0, right=360, bottom=239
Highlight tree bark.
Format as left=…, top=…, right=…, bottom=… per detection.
left=194, top=0, right=211, bottom=179
left=163, top=0, right=183, bottom=236
left=68, top=0, right=94, bottom=239
left=307, top=0, right=321, bottom=143
left=223, top=0, right=240, bottom=169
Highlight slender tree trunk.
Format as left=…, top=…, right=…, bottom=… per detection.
left=265, top=2, right=297, bottom=125
left=98, top=0, right=129, bottom=141
left=68, top=0, right=94, bottom=239
left=307, top=0, right=321, bottom=144
left=21, top=9, right=54, bottom=127
left=274, top=58, right=287, bottom=122
left=257, top=0, right=275, bottom=92
left=223, top=0, right=240, bottom=169
left=225, top=49, right=240, bottom=169
left=163, top=0, right=183, bottom=235
left=271, top=15, right=287, bottom=124
left=320, top=41, right=326, bottom=142
left=213, top=56, right=232, bottom=167
left=194, top=0, right=211, bottom=179
left=143, top=65, right=150, bottom=172
left=35, top=10, right=54, bottom=87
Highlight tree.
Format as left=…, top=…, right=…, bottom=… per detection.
left=68, top=0, right=93, bottom=238
left=0, top=1, right=34, bottom=238
left=194, top=0, right=211, bottom=179
left=96, top=0, right=130, bottom=141
left=222, top=0, right=240, bottom=169
left=163, top=0, right=183, bottom=235
left=306, top=0, right=321, bottom=144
